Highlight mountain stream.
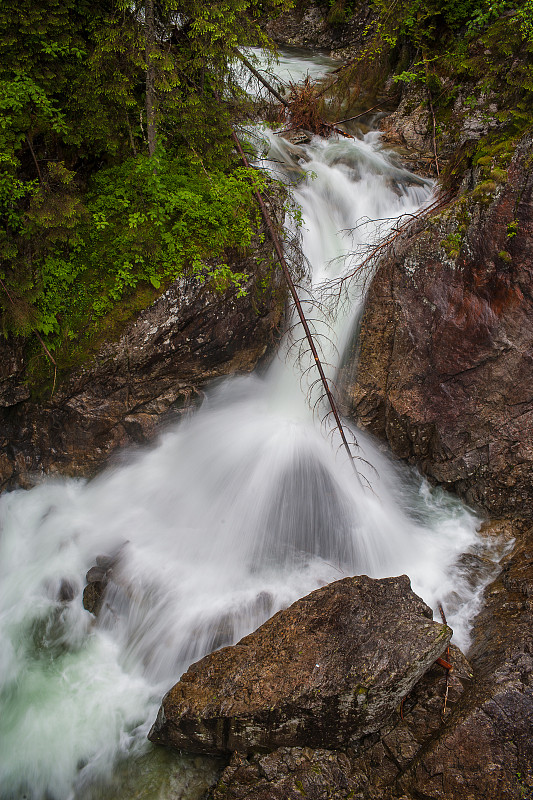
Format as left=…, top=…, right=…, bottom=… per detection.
left=0, top=48, right=501, bottom=800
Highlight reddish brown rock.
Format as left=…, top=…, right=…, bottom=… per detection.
left=148, top=575, right=452, bottom=756
left=344, top=131, right=533, bottom=519
left=208, top=647, right=473, bottom=800
left=392, top=527, right=533, bottom=800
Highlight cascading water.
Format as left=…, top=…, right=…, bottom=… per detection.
left=0, top=50, right=500, bottom=800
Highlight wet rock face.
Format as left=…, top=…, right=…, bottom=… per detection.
left=208, top=646, right=472, bottom=800
left=0, top=247, right=285, bottom=489
left=210, top=748, right=360, bottom=800
left=264, top=0, right=374, bottom=59
left=82, top=551, right=124, bottom=616
left=206, top=529, right=533, bottom=800
left=148, top=575, right=451, bottom=756
left=387, top=527, right=533, bottom=800
left=344, top=131, right=533, bottom=519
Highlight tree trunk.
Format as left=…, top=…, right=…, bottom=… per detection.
left=145, top=0, right=156, bottom=157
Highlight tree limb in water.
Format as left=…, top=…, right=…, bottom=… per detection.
left=235, top=50, right=354, bottom=139
left=229, top=128, right=363, bottom=486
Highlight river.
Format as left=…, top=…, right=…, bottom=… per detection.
left=0, top=48, right=499, bottom=800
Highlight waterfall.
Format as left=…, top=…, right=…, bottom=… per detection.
left=0, top=51, right=498, bottom=800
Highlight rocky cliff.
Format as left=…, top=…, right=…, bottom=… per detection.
left=344, top=130, right=533, bottom=520
left=0, top=237, right=285, bottom=490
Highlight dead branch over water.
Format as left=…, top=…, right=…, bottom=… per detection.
left=317, top=192, right=453, bottom=304
left=227, top=59, right=451, bottom=486
left=229, top=127, right=364, bottom=485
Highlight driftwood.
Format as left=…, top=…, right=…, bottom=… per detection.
left=234, top=49, right=354, bottom=140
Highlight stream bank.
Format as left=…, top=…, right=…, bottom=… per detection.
left=0, top=219, right=286, bottom=491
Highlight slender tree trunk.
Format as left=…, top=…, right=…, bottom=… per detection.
left=145, top=0, right=156, bottom=157
left=228, top=126, right=364, bottom=487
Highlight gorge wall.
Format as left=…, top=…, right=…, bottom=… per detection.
left=344, top=129, right=533, bottom=520
left=0, top=237, right=285, bottom=490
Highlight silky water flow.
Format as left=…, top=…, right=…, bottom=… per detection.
left=0, top=53, right=502, bottom=800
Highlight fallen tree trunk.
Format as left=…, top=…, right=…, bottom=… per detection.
left=228, top=126, right=363, bottom=485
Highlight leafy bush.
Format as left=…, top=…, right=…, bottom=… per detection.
left=0, top=0, right=289, bottom=377
left=12, top=150, right=265, bottom=348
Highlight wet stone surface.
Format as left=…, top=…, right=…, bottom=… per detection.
left=149, top=575, right=452, bottom=756
left=203, top=529, right=533, bottom=800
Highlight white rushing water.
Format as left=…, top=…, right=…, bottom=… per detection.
left=0, top=51, right=500, bottom=800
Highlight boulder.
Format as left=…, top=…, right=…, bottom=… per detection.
left=148, top=575, right=451, bottom=756
left=207, top=528, right=533, bottom=800
left=82, top=549, right=125, bottom=616
left=344, top=130, right=533, bottom=519
left=210, top=748, right=360, bottom=800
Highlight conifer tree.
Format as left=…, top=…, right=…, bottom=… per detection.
left=0, top=0, right=291, bottom=361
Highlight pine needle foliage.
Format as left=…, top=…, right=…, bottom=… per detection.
left=0, top=0, right=291, bottom=369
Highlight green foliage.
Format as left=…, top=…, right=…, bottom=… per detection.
left=4, top=150, right=265, bottom=349
left=327, top=0, right=356, bottom=26
left=371, top=0, right=515, bottom=47
left=0, top=0, right=292, bottom=379
left=369, top=0, right=533, bottom=81
left=466, top=0, right=509, bottom=31
left=85, top=151, right=262, bottom=310
left=442, top=230, right=463, bottom=259
left=507, top=219, right=519, bottom=237
left=393, top=69, right=423, bottom=84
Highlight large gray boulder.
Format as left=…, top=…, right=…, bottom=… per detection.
left=148, top=575, right=451, bottom=756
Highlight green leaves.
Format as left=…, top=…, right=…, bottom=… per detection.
left=0, top=0, right=288, bottom=379
left=16, top=149, right=261, bottom=349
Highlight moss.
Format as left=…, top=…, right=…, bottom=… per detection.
left=472, top=179, right=497, bottom=203
left=490, top=167, right=508, bottom=182
left=498, top=250, right=512, bottom=263
left=25, top=281, right=162, bottom=401
left=442, top=230, right=463, bottom=259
